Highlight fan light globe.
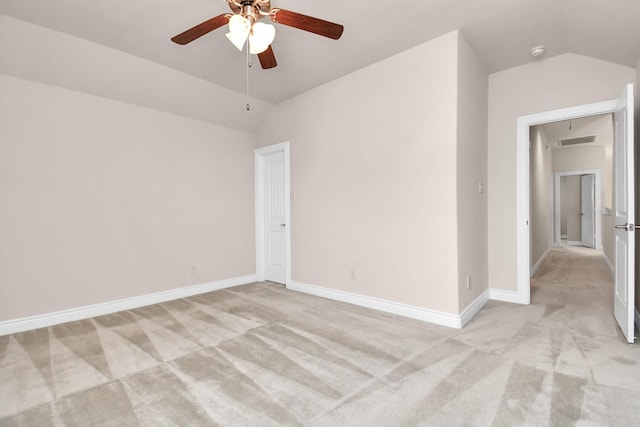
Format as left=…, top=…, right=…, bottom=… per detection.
left=249, top=22, right=275, bottom=54
left=226, top=31, right=247, bottom=50
left=226, top=15, right=250, bottom=51
left=228, top=14, right=250, bottom=34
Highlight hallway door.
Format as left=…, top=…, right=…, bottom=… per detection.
left=255, top=142, right=291, bottom=286
left=613, top=83, right=635, bottom=344
left=264, top=151, right=286, bottom=284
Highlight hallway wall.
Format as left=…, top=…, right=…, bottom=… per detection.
left=529, top=126, right=553, bottom=268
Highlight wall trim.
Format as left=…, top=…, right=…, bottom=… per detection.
left=489, top=288, right=529, bottom=305
left=0, top=274, right=257, bottom=336
left=531, top=247, right=552, bottom=278
left=288, top=280, right=467, bottom=329
left=460, top=289, right=490, bottom=328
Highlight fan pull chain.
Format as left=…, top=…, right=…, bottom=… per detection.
left=246, top=38, right=251, bottom=111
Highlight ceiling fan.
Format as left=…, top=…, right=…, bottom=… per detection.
left=171, top=0, right=344, bottom=69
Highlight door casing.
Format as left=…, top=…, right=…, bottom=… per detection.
left=517, top=99, right=619, bottom=304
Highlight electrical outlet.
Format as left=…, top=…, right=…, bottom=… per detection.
left=466, top=275, right=471, bottom=290
left=190, top=265, right=197, bottom=275
left=350, top=269, right=356, bottom=280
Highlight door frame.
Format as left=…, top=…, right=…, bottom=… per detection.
left=517, top=100, right=618, bottom=304
left=255, top=142, right=291, bottom=285
left=553, top=170, right=601, bottom=248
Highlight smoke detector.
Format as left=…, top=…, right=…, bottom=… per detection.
left=530, top=46, right=546, bottom=57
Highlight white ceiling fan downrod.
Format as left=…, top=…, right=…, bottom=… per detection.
left=246, top=37, right=252, bottom=111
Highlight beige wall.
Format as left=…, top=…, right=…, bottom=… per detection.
left=456, top=34, right=489, bottom=310
left=0, top=75, right=256, bottom=322
left=257, top=32, right=462, bottom=314
left=488, top=54, right=636, bottom=291
left=553, top=146, right=606, bottom=175
left=529, top=126, right=553, bottom=266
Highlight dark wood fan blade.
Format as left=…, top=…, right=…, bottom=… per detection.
left=171, top=14, right=229, bottom=45
left=270, top=9, right=343, bottom=40
left=258, top=45, right=278, bottom=69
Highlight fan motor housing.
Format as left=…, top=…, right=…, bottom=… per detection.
left=228, top=0, right=271, bottom=18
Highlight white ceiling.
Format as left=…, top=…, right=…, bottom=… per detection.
left=1, top=0, right=639, bottom=104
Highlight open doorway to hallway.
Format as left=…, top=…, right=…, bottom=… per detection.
left=529, top=113, right=615, bottom=278
left=528, top=113, right=636, bottom=339
left=518, top=84, right=636, bottom=343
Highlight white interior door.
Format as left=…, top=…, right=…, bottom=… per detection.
left=264, top=151, right=286, bottom=284
left=580, top=174, right=595, bottom=248
left=613, top=83, right=635, bottom=344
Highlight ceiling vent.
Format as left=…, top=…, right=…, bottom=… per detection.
left=558, top=135, right=596, bottom=147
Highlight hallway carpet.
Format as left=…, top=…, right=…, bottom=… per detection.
left=1, top=247, right=639, bottom=426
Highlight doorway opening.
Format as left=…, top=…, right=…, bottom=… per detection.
left=517, top=98, right=620, bottom=304
left=529, top=112, right=611, bottom=278
left=554, top=171, right=601, bottom=249
left=517, top=84, right=636, bottom=343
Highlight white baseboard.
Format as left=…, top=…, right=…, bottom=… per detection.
left=460, top=289, right=490, bottom=328
left=288, top=280, right=474, bottom=329
left=567, top=241, right=582, bottom=246
left=531, top=247, right=552, bottom=278
left=0, top=274, right=257, bottom=336
left=489, top=289, right=529, bottom=305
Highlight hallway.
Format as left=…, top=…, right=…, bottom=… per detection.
left=531, top=246, right=622, bottom=340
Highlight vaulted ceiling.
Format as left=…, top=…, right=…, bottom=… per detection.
left=1, top=0, right=639, bottom=105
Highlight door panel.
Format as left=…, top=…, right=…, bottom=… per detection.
left=613, top=83, right=635, bottom=343
left=580, top=174, right=595, bottom=248
left=264, top=151, right=286, bottom=284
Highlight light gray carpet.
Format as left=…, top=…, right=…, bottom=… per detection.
left=1, top=246, right=639, bottom=426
